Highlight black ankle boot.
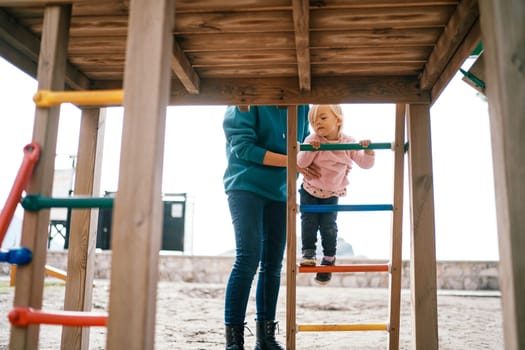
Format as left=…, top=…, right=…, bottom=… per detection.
left=254, top=320, right=284, bottom=350
left=225, top=324, right=245, bottom=350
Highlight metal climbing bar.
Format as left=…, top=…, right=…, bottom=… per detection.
left=33, top=89, right=123, bottom=107
left=299, top=142, right=392, bottom=151
left=298, top=263, right=390, bottom=274
left=300, top=204, right=393, bottom=213
left=0, top=248, right=32, bottom=265
left=0, top=143, right=41, bottom=244
left=297, top=323, right=388, bottom=332
left=21, top=195, right=114, bottom=211
left=8, top=307, right=107, bottom=327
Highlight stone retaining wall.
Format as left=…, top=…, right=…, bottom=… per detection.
left=1, top=251, right=499, bottom=290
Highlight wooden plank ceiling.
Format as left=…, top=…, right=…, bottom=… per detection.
left=0, top=0, right=481, bottom=105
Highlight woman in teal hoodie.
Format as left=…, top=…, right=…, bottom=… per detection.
left=223, top=105, right=313, bottom=349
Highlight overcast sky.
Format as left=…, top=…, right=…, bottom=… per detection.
left=0, top=57, right=499, bottom=260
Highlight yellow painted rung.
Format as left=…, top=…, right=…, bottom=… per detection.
left=33, top=89, right=123, bottom=107
left=10, top=264, right=16, bottom=287
left=297, top=323, right=388, bottom=332
left=44, top=265, right=67, bottom=281
left=9, top=265, right=67, bottom=284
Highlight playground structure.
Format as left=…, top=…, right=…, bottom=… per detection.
left=0, top=1, right=523, bottom=350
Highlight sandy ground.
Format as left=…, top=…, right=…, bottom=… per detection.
left=0, top=279, right=503, bottom=349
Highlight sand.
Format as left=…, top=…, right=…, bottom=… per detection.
left=0, top=279, right=503, bottom=349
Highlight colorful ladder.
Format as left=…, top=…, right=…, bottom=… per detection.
left=8, top=90, right=120, bottom=346
left=285, top=104, right=406, bottom=350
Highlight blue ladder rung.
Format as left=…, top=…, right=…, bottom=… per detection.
left=0, top=247, right=33, bottom=265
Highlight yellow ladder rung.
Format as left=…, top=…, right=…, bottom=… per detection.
left=44, top=265, right=67, bottom=281
left=297, top=323, right=389, bottom=332
left=33, top=89, right=123, bottom=107
left=10, top=265, right=96, bottom=287
left=9, top=265, right=67, bottom=285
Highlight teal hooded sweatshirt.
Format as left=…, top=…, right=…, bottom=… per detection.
left=223, top=105, right=310, bottom=202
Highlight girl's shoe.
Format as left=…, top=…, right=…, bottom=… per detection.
left=315, top=257, right=335, bottom=285
left=300, top=249, right=316, bottom=266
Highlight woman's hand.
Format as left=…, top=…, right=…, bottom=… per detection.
left=298, top=163, right=321, bottom=180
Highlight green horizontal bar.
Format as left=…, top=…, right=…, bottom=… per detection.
left=21, top=195, right=114, bottom=211
left=471, top=41, right=483, bottom=56
left=301, top=204, right=393, bottom=212
left=299, top=142, right=392, bottom=151
left=459, top=68, right=486, bottom=89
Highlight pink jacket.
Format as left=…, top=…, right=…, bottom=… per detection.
left=297, top=133, right=375, bottom=198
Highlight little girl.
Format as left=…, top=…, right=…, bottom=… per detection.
left=297, top=104, right=375, bottom=284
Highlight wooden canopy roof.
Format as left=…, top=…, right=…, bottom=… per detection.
left=0, top=0, right=480, bottom=106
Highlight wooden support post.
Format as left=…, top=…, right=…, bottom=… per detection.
left=61, top=108, right=105, bottom=350
left=105, top=1, right=175, bottom=349
left=285, top=106, right=298, bottom=350
left=388, top=104, right=406, bottom=350
left=9, top=5, right=71, bottom=350
left=479, top=2, right=525, bottom=349
left=406, top=104, right=439, bottom=350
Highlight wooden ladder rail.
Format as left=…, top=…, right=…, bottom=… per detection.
left=285, top=104, right=407, bottom=350
left=387, top=103, right=406, bottom=349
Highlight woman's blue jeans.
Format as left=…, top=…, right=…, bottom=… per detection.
left=224, top=190, right=287, bottom=326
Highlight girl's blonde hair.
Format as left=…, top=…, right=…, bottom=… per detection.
left=308, top=104, right=344, bottom=132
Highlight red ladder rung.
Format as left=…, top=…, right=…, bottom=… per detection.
left=298, top=263, right=390, bottom=273
left=8, top=307, right=107, bottom=327
left=0, top=143, right=40, bottom=245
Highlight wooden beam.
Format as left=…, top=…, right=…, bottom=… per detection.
left=61, top=108, right=104, bottom=350
left=177, top=32, right=295, bottom=52
left=419, top=0, right=479, bottom=90
left=105, top=0, right=174, bottom=349
left=171, top=40, right=200, bottom=94
left=94, top=76, right=430, bottom=104
left=178, top=28, right=439, bottom=52
left=0, top=37, right=38, bottom=78
left=292, top=0, right=311, bottom=91
left=0, top=0, right=122, bottom=7
left=0, top=0, right=461, bottom=9
left=0, top=4, right=42, bottom=77
left=0, top=8, right=90, bottom=90
left=0, top=0, right=76, bottom=4
left=406, top=103, right=438, bottom=350
left=430, top=19, right=481, bottom=104
left=479, top=1, right=525, bottom=349
left=9, top=5, right=71, bottom=350
left=165, top=76, right=430, bottom=105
